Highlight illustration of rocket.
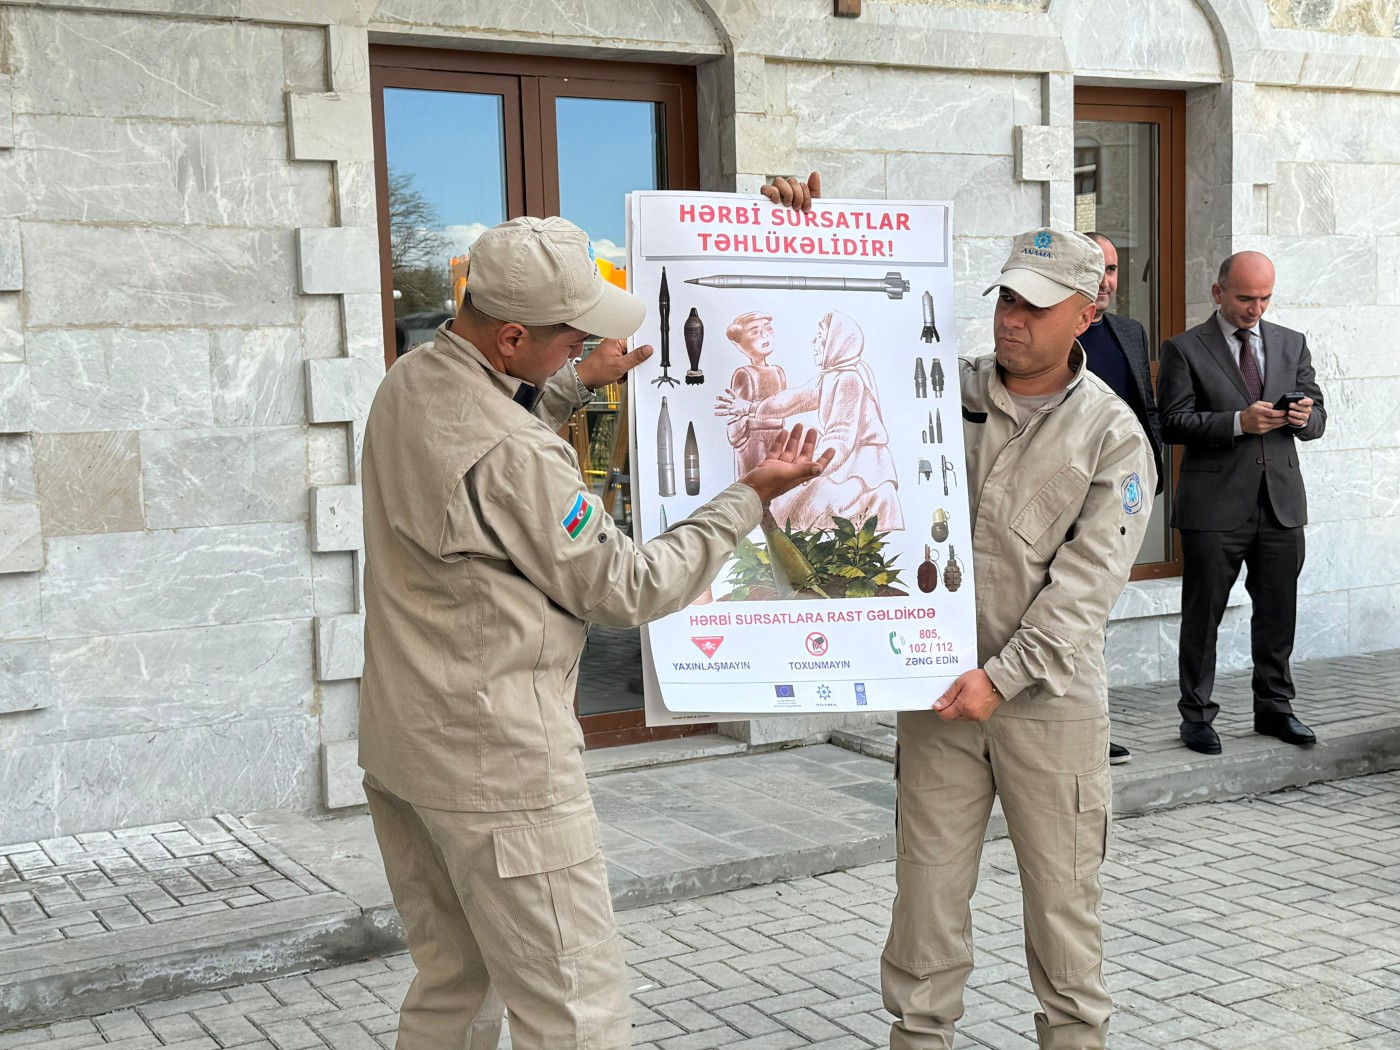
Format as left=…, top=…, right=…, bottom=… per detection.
left=684, top=308, right=705, bottom=385
left=657, top=397, right=675, bottom=497
left=684, top=422, right=701, bottom=496
left=920, top=290, right=940, bottom=343
left=914, top=357, right=928, bottom=398
left=653, top=268, right=679, bottom=387
left=685, top=272, right=911, bottom=300
left=929, top=358, right=946, bottom=398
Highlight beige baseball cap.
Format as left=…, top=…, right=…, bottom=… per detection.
left=983, top=228, right=1105, bottom=307
left=467, top=216, right=644, bottom=339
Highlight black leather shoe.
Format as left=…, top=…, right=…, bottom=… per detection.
left=1180, top=721, right=1222, bottom=755
left=1254, top=713, right=1317, bottom=747
left=1109, top=742, right=1131, bottom=765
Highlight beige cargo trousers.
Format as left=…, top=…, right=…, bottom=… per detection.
left=882, top=711, right=1113, bottom=1050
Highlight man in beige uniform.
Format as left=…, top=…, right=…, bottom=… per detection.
left=359, top=215, right=830, bottom=1050
left=882, top=229, right=1156, bottom=1049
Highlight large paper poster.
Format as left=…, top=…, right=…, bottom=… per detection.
left=628, top=191, right=977, bottom=716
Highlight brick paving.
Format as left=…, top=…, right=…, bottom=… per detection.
left=6, top=771, right=1398, bottom=1049
left=0, top=818, right=331, bottom=956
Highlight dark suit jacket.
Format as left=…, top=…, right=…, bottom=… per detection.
left=1100, top=312, right=1164, bottom=493
left=1158, top=314, right=1326, bottom=531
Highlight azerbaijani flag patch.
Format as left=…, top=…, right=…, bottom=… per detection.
left=560, top=492, right=594, bottom=540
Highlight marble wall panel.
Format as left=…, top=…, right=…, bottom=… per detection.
left=335, top=162, right=379, bottom=228
left=43, top=620, right=313, bottom=743
left=322, top=738, right=364, bottom=810
left=306, top=357, right=383, bottom=424
left=1289, top=448, right=1371, bottom=523
left=47, top=716, right=319, bottom=839
left=0, top=502, right=43, bottom=573
left=211, top=328, right=306, bottom=428
left=297, top=227, right=381, bottom=295
left=27, top=329, right=213, bottom=432
left=1052, top=0, right=1221, bottom=82
left=1264, top=305, right=1400, bottom=382
left=1300, top=516, right=1400, bottom=596
left=886, top=155, right=1041, bottom=238
left=341, top=294, right=386, bottom=361
left=1380, top=237, right=1400, bottom=306
left=0, top=362, right=32, bottom=433
left=33, top=431, right=144, bottom=537
left=141, top=427, right=307, bottom=529
left=1254, top=86, right=1400, bottom=165
left=283, top=24, right=330, bottom=93
left=0, top=744, right=56, bottom=844
left=785, top=64, right=1026, bottom=157
left=300, top=296, right=347, bottom=361
left=0, top=640, right=52, bottom=715
left=317, top=680, right=360, bottom=743
left=1267, top=164, right=1335, bottom=237
left=1105, top=617, right=1162, bottom=688
left=1267, top=235, right=1375, bottom=307
left=12, top=118, right=334, bottom=228
left=1291, top=589, right=1351, bottom=662
left=7, top=8, right=289, bottom=124
left=1315, top=376, right=1400, bottom=451
left=287, top=93, right=374, bottom=164
left=0, top=436, right=35, bottom=503
left=308, top=425, right=351, bottom=487
left=1349, top=583, right=1400, bottom=654
left=733, top=113, right=798, bottom=174
left=1333, top=163, right=1400, bottom=237
left=0, top=574, right=42, bottom=641
left=950, top=237, right=1019, bottom=324
left=23, top=225, right=296, bottom=328
left=0, top=74, right=13, bottom=151
left=315, top=614, right=364, bottom=681
left=311, top=551, right=357, bottom=617
left=1372, top=447, right=1400, bottom=521
left=0, top=297, right=22, bottom=364
left=41, top=524, right=313, bottom=638
left=1015, top=125, right=1072, bottom=183
left=310, top=484, right=363, bottom=553
left=794, top=151, right=886, bottom=200
left=0, top=218, right=20, bottom=290
left=329, top=26, right=370, bottom=94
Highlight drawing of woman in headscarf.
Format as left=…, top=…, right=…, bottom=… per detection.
left=715, top=310, right=903, bottom=532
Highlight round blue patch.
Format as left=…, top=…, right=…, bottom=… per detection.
left=1033, top=230, right=1053, bottom=250
left=1121, top=473, right=1143, bottom=515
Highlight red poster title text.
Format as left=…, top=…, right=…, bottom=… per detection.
left=676, top=203, right=911, bottom=259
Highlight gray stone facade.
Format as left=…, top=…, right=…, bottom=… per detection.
left=0, top=0, right=1396, bottom=840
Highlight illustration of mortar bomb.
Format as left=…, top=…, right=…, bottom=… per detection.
left=919, top=290, right=941, bottom=344
left=935, top=409, right=943, bottom=444
left=657, top=397, right=675, bottom=497
left=940, top=454, right=958, bottom=496
left=942, top=545, right=965, bottom=592
left=929, top=357, right=946, bottom=398
left=917, top=458, right=932, bottom=484
left=917, top=545, right=940, bottom=594
left=914, top=357, right=928, bottom=398
left=684, top=421, right=701, bottom=496
left=683, top=307, right=705, bottom=385
left=653, top=267, right=679, bottom=387
left=930, top=508, right=951, bottom=544
left=762, top=510, right=830, bottom=599
left=685, top=272, right=911, bottom=300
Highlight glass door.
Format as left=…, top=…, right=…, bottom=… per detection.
left=1074, top=88, right=1186, bottom=579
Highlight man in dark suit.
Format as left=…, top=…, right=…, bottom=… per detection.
left=1082, top=234, right=1164, bottom=765
left=1157, top=251, right=1326, bottom=755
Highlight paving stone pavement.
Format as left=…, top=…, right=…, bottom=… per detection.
left=6, top=770, right=1397, bottom=1050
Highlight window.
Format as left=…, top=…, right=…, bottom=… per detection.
left=1074, top=87, right=1186, bottom=579
left=370, top=47, right=704, bottom=746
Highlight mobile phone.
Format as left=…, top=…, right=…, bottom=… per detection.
left=1272, top=391, right=1305, bottom=411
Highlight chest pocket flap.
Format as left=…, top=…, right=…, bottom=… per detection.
left=1010, top=464, right=1090, bottom=553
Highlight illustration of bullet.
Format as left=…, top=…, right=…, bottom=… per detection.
left=941, top=454, right=958, bottom=497
left=660, top=505, right=669, bottom=531
left=935, top=409, right=943, bottom=444
left=914, top=357, right=928, bottom=398
left=683, top=307, right=705, bottom=385
left=685, top=272, right=911, bottom=300
left=657, top=397, right=675, bottom=497
left=919, top=290, right=940, bottom=343
left=930, top=358, right=946, bottom=398
left=653, top=268, right=678, bottom=387
left=929, top=412, right=937, bottom=445
left=684, top=422, right=701, bottom=496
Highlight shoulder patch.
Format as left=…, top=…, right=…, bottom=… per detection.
left=561, top=491, right=595, bottom=540
left=1121, top=473, right=1143, bottom=515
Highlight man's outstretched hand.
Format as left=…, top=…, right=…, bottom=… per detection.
left=738, top=425, right=835, bottom=505
left=574, top=339, right=654, bottom=390
left=761, top=172, right=822, bottom=212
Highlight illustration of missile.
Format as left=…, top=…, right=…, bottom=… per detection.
left=657, top=397, right=675, bottom=497
left=914, top=357, right=928, bottom=399
left=653, top=268, right=679, bottom=387
left=941, top=454, right=958, bottom=497
left=685, top=272, right=912, bottom=300
left=929, top=358, right=946, bottom=398
left=919, top=290, right=941, bottom=343
left=684, top=422, right=701, bottom=495
left=659, top=505, right=669, bottom=532
left=935, top=409, right=943, bottom=444
left=684, top=308, right=705, bottom=385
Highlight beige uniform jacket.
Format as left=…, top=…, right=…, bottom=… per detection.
left=961, top=348, right=1156, bottom=720
left=359, top=325, right=762, bottom=812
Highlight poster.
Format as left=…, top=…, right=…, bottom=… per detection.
left=628, top=191, right=977, bottom=716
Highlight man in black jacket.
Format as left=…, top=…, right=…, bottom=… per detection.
left=1157, top=251, right=1325, bottom=756
left=1081, top=233, right=1164, bottom=764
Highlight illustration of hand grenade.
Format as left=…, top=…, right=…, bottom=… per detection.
left=930, top=508, right=951, bottom=544
left=917, top=544, right=940, bottom=593
left=942, top=545, right=965, bottom=593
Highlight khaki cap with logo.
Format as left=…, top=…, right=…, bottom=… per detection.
left=983, top=228, right=1105, bottom=308
left=468, top=216, right=644, bottom=339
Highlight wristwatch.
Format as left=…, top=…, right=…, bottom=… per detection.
left=567, top=360, right=595, bottom=406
